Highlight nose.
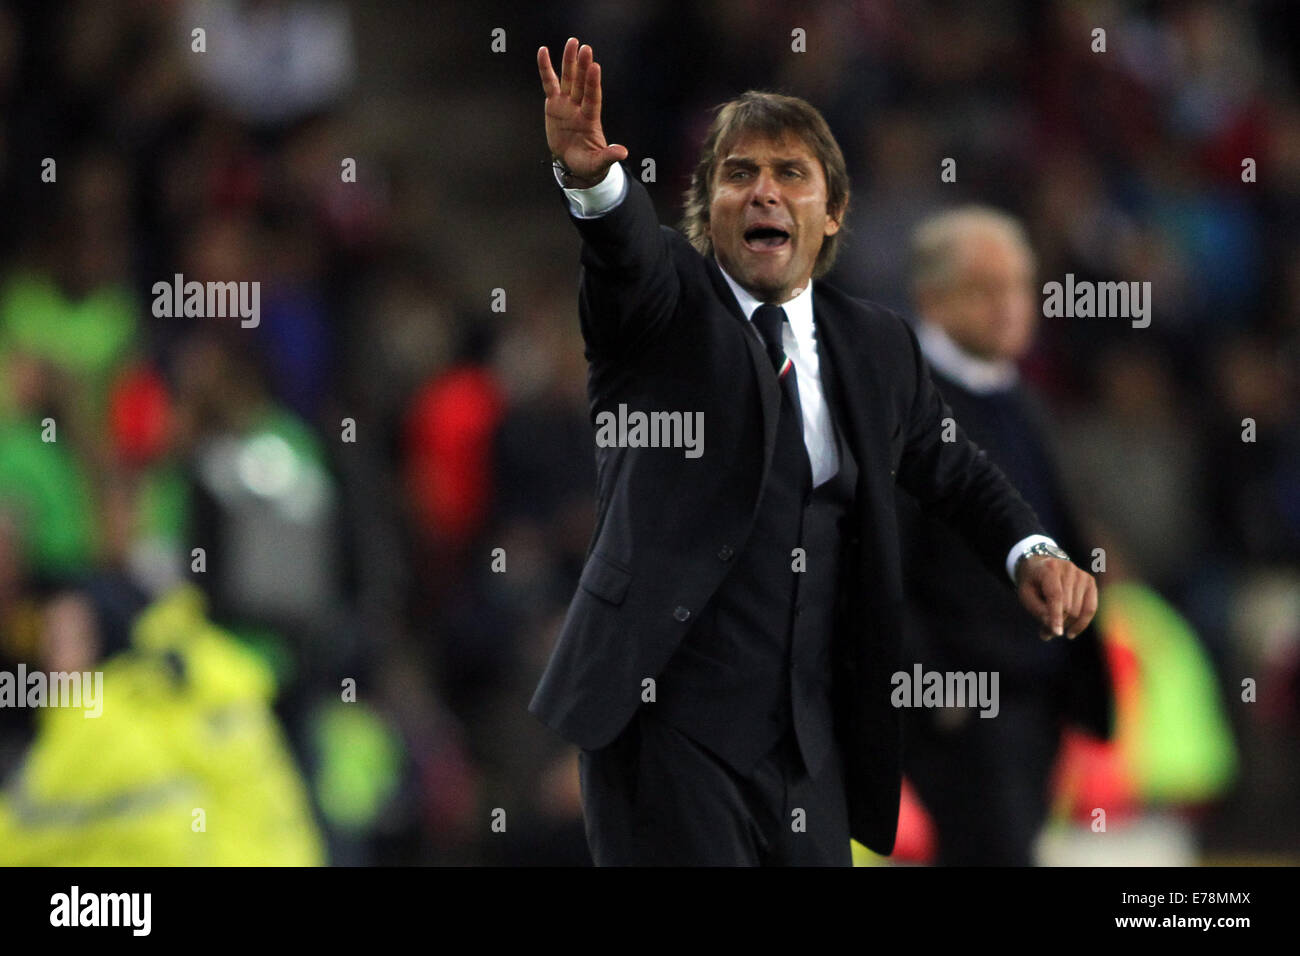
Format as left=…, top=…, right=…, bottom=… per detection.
left=749, top=167, right=781, bottom=205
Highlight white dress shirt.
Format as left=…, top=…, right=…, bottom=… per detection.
left=713, top=266, right=841, bottom=487
left=915, top=320, right=1019, bottom=394
left=558, top=162, right=1058, bottom=583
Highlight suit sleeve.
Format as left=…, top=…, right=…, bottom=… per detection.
left=560, top=166, right=681, bottom=360
left=893, top=317, right=1046, bottom=588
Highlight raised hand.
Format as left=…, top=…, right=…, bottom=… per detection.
left=537, top=37, right=628, bottom=188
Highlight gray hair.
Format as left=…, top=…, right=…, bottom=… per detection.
left=910, top=206, right=1035, bottom=295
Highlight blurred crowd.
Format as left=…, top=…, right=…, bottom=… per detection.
left=0, top=0, right=1296, bottom=865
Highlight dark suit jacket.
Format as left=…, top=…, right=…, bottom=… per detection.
left=528, top=171, right=1046, bottom=854
left=897, top=369, right=1113, bottom=740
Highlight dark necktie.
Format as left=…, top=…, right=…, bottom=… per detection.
left=752, top=304, right=804, bottom=425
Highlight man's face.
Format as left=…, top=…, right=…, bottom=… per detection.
left=921, top=228, right=1036, bottom=361
left=705, top=131, right=841, bottom=304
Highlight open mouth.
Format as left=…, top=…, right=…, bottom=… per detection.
left=743, top=226, right=790, bottom=251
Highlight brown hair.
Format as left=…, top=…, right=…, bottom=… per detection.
left=681, top=91, right=851, bottom=279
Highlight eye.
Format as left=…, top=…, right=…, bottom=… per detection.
left=729, top=169, right=750, bottom=180
left=782, top=168, right=802, bottom=178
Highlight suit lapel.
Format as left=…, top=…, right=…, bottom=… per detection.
left=816, top=288, right=906, bottom=603
left=812, top=289, right=872, bottom=466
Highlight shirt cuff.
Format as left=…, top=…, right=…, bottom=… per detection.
left=556, top=161, right=627, bottom=218
left=1006, top=534, right=1059, bottom=584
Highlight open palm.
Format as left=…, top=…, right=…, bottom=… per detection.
left=537, top=37, right=628, bottom=186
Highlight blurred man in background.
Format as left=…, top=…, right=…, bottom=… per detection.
left=897, top=207, right=1114, bottom=865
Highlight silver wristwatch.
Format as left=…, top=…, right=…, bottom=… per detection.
left=1016, top=540, right=1070, bottom=576
left=551, top=156, right=593, bottom=189
left=551, top=156, right=577, bottom=185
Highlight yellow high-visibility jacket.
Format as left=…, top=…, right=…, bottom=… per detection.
left=0, top=585, right=325, bottom=865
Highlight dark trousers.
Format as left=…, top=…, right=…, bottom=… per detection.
left=578, top=707, right=852, bottom=866
left=904, top=694, right=1062, bottom=866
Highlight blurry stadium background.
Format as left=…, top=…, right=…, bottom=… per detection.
left=0, top=0, right=1296, bottom=865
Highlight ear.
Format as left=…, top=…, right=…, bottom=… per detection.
left=824, top=197, right=844, bottom=237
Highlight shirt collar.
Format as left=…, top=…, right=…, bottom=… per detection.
left=915, top=319, right=1019, bottom=394
left=716, top=258, right=816, bottom=347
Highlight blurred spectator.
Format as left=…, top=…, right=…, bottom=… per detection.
left=897, top=205, right=1113, bottom=865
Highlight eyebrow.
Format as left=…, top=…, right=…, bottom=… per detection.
left=719, top=156, right=812, bottom=169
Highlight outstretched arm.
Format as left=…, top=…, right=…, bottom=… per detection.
left=537, top=38, right=679, bottom=359
left=894, top=320, right=1097, bottom=641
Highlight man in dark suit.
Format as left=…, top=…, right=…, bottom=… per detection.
left=897, top=207, right=1113, bottom=864
left=528, top=37, right=1098, bottom=865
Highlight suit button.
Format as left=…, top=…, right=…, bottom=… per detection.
left=718, top=545, right=734, bottom=561
left=673, top=606, right=691, bottom=622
